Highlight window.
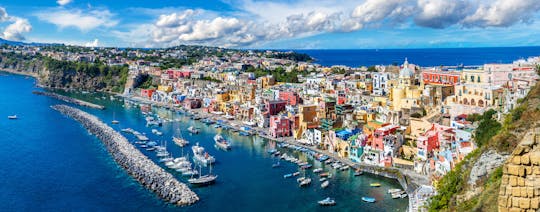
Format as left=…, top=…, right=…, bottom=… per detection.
left=470, top=75, right=474, bottom=82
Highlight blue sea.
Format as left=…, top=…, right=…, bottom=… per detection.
left=294, top=46, right=540, bottom=67
left=0, top=72, right=408, bottom=211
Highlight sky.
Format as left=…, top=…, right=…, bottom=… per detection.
left=1, top=0, right=540, bottom=49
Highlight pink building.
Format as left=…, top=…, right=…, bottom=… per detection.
left=370, top=124, right=398, bottom=151
left=269, top=116, right=291, bottom=138
left=265, top=100, right=287, bottom=116
left=166, top=69, right=192, bottom=79
left=279, top=91, right=301, bottom=106
left=416, top=124, right=455, bottom=160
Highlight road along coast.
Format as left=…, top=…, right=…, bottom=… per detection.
left=51, top=104, right=199, bottom=206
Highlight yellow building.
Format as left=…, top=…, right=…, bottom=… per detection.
left=390, top=59, right=424, bottom=111
left=294, top=105, right=319, bottom=139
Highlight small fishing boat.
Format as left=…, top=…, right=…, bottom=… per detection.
left=388, top=189, right=402, bottom=194
left=152, top=129, right=163, bottom=136
left=313, top=168, right=323, bottom=173
left=318, top=197, right=336, bottom=206
left=354, top=170, right=363, bottom=176
left=187, top=126, right=199, bottom=134
left=272, top=161, right=280, bottom=168
left=319, top=172, right=329, bottom=177
left=321, top=180, right=329, bottom=189
left=361, top=197, right=376, bottom=203
left=319, top=177, right=326, bottom=182
left=296, top=177, right=306, bottom=183
left=292, top=172, right=300, bottom=176
left=370, top=183, right=381, bottom=187
left=214, top=134, right=231, bottom=150
left=301, top=164, right=313, bottom=169
left=299, top=178, right=311, bottom=187
left=283, top=173, right=293, bottom=178
left=340, top=165, right=350, bottom=171
left=7, top=115, right=17, bottom=119
left=111, top=120, right=120, bottom=124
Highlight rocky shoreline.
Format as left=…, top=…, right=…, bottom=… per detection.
left=51, top=104, right=199, bottom=206
left=34, top=91, right=105, bottom=110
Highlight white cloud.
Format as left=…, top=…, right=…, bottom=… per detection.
left=113, top=0, right=540, bottom=48
left=57, top=0, right=73, bottom=6
left=2, top=18, right=32, bottom=41
left=463, top=0, right=540, bottom=27
left=84, top=38, right=99, bottom=47
left=0, top=7, right=32, bottom=41
left=35, top=8, right=118, bottom=31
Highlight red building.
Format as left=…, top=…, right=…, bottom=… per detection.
left=416, top=124, right=455, bottom=160
left=167, top=69, right=192, bottom=79
left=279, top=91, right=301, bottom=106
left=269, top=115, right=291, bottom=138
left=370, top=124, right=399, bottom=151
left=140, top=89, right=155, bottom=99
left=265, top=100, right=287, bottom=116
left=183, top=98, right=202, bottom=109
left=422, top=70, right=460, bottom=85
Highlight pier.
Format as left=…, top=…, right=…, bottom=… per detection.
left=34, top=91, right=105, bottom=110
left=51, top=104, right=198, bottom=206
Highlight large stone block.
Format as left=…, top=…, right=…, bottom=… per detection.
left=535, top=187, right=540, bottom=196
left=530, top=151, right=540, bottom=165
left=509, top=207, right=521, bottom=212
left=513, top=156, right=522, bottom=165
left=500, top=186, right=507, bottom=196
left=525, top=166, right=532, bottom=175
left=528, top=187, right=535, bottom=198
left=513, top=197, right=521, bottom=207
left=521, top=187, right=529, bottom=197
left=519, top=177, right=525, bottom=186
left=513, top=187, right=522, bottom=197
left=533, top=166, right=540, bottom=175
left=500, top=196, right=508, bottom=208
left=508, top=165, right=522, bottom=176
left=531, top=197, right=540, bottom=209
left=520, top=198, right=530, bottom=209
left=522, top=154, right=531, bottom=165
left=510, top=176, right=518, bottom=186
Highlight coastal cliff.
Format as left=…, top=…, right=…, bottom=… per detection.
left=429, top=81, right=540, bottom=211
left=0, top=53, right=128, bottom=93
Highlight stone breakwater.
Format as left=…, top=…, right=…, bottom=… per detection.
left=34, top=91, right=105, bottom=110
left=51, top=104, right=199, bottom=206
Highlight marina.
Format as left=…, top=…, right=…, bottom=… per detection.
left=0, top=73, right=408, bottom=211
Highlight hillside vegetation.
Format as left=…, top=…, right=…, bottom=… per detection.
left=429, top=81, right=540, bottom=211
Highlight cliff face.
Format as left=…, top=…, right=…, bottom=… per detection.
left=498, top=129, right=540, bottom=211
left=0, top=54, right=128, bottom=93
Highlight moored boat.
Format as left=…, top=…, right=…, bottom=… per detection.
left=187, top=126, right=199, bottom=134
left=173, top=136, right=189, bottom=147
left=313, top=168, right=323, bottom=173
left=321, top=180, right=329, bottom=189
left=7, top=115, right=17, bottom=119
left=362, top=197, right=376, bottom=203
left=370, top=183, right=381, bottom=187
left=192, top=143, right=215, bottom=165
left=299, top=178, right=311, bottom=187
left=318, top=197, right=336, bottom=206
left=214, top=134, right=231, bottom=150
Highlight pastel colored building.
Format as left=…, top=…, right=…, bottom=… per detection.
left=140, top=89, right=155, bottom=99
left=265, top=100, right=287, bottom=116
left=422, top=70, right=460, bottom=86
left=279, top=91, right=301, bottom=106
left=183, top=98, right=202, bottom=109
left=269, top=115, right=291, bottom=138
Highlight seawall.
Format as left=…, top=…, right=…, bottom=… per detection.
left=51, top=104, right=198, bottom=206
left=34, top=91, right=105, bottom=110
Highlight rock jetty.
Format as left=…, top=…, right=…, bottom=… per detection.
left=51, top=104, right=198, bottom=206
left=34, top=91, right=105, bottom=110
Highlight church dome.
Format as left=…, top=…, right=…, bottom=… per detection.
left=399, top=58, right=414, bottom=78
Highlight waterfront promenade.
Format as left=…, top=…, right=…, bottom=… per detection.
left=52, top=104, right=198, bottom=206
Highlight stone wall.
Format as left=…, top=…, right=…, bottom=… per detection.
left=498, top=128, right=540, bottom=212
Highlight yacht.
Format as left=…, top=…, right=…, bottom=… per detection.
left=173, top=136, right=189, bottom=147
left=192, top=143, right=215, bottom=165
left=214, top=134, right=231, bottom=150
left=188, top=165, right=217, bottom=186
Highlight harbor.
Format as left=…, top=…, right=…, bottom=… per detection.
left=1, top=73, right=408, bottom=211
left=51, top=104, right=199, bottom=206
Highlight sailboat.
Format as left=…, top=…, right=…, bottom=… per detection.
left=111, top=112, right=119, bottom=124
left=188, top=164, right=218, bottom=186
left=173, top=129, right=189, bottom=147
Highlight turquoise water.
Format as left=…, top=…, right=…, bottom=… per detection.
left=0, top=72, right=407, bottom=211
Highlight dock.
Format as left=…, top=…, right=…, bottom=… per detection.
left=33, top=91, right=105, bottom=110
